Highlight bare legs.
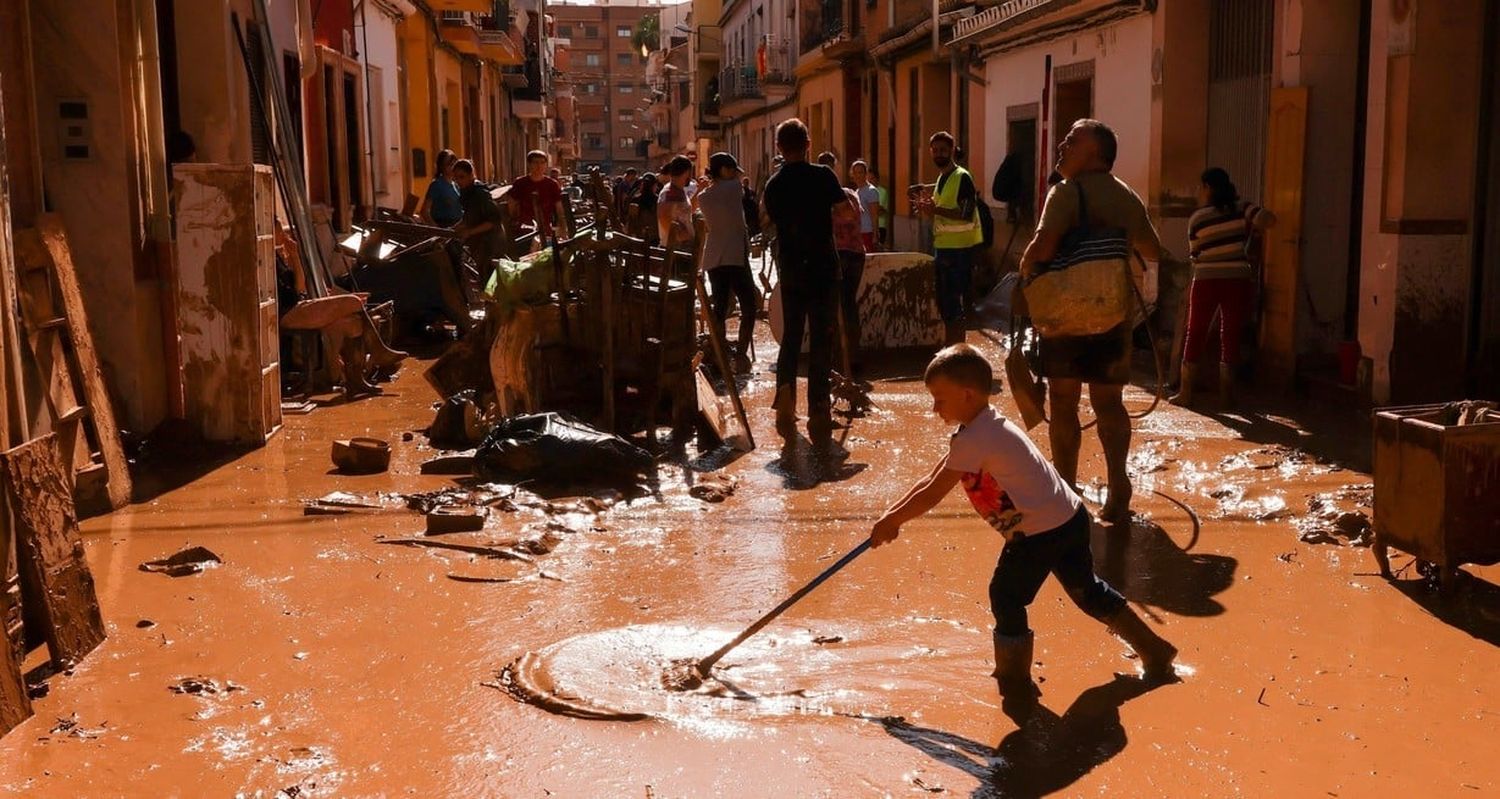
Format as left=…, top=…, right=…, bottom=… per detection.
left=1047, top=378, right=1132, bottom=520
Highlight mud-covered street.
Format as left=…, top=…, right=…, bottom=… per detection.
left=0, top=332, right=1494, bottom=798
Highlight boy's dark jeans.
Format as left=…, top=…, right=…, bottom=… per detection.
left=989, top=506, right=1125, bottom=637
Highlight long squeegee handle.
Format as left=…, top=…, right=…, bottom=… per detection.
left=696, top=538, right=873, bottom=675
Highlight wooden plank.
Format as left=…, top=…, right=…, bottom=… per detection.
left=1258, top=87, right=1308, bottom=387
left=32, top=216, right=133, bottom=510
left=0, top=599, right=28, bottom=738
left=0, top=434, right=106, bottom=670
left=11, top=230, right=90, bottom=487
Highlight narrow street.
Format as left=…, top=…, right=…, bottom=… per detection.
left=0, top=332, right=1495, bottom=798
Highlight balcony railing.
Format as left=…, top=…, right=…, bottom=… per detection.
left=719, top=42, right=793, bottom=104
left=720, top=63, right=762, bottom=103
left=800, top=0, right=857, bottom=54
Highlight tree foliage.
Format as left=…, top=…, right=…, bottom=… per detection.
left=631, top=14, right=660, bottom=54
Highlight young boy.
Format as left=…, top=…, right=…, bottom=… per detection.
left=871, top=345, right=1178, bottom=704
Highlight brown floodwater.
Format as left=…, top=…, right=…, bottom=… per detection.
left=1, top=331, right=1498, bottom=798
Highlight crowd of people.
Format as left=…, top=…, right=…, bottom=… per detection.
left=412, top=118, right=1272, bottom=532
left=393, top=117, right=1288, bottom=704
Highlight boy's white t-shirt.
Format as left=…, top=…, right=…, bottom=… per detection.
left=946, top=407, right=1082, bottom=540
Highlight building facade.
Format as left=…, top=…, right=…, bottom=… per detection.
left=553, top=0, right=659, bottom=173
left=0, top=0, right=541, bottom=448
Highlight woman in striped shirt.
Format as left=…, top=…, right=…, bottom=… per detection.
left=1171, top=168, right=1276, bottom=407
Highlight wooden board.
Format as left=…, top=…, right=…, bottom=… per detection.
left=695, top=368, right=725, bottom=445
left=0, top=434, right=106, bottom=670
left=1258, top=87, right=1308, bottom=387
left=0, top=610, right=28, bottom=738
left=15, top=217, right=133, bottom=512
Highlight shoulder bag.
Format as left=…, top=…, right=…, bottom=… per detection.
left=1022, top=180, right=1132, bottom=338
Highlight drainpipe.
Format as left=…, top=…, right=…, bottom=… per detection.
left=1343, top=0, right=1371, bottom=344
left=358, top=0, right=378, bottom=213
left=134, top=0, right=186, bottom=421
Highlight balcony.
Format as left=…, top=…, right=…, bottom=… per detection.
left=696, top=25, right=722, bottom=62
left=799, top=0, right=860, bottom=56
left=719, top=41, right=793, bottom=111
left=430, top=0, right=494, bottom=11
left=478, top=29, right=525, bottom=66
left=720, top=63, right=762, bottom=103
left=440, top=18, right=483, bottom=56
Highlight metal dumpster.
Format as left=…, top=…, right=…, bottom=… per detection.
left=1372, top=403, right=1500, bottom=587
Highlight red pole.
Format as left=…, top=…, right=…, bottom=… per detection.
left=1038, top=54, right=1052, bottom=206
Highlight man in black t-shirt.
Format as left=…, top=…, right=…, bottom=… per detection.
left=453, top=159, right=505, bottom=290
left=762, top=118, right=846, bottom=439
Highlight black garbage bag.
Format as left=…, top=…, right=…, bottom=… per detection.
left=475, top=413, right=655, bottom=486
left=427, top=389, right=481, bottom=450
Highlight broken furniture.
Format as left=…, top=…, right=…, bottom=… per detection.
left=10, top=217, right=133, bottom=516
left=331, top=437, right=392, bottom=474
left=1371, top=403, right=1500, bottom=588
left=470, top=233, right=699, bottom=438
left=173, top=163, right=283, bottom=444
left=769, top=251, right=945, bottom=352
left=0, top=434, right=108, bottom=738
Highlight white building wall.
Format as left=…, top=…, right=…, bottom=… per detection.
left=980, top=14, right=1156, bottom=215
left=359, top=5, right=408, bottom=208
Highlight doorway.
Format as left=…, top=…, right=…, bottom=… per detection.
left=1005, top=112, right=1038, bottom=222
left=1052, top=61, right=1093, bottom=154
left=1470, top=0, right=1500, bottom=397
left=1206, top=0, right=1274, bottom=204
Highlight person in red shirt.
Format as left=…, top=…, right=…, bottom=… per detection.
left=506, top=150, right=568, bottom=242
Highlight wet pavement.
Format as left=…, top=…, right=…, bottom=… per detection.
left=2, top=332, right=1498, bottom=797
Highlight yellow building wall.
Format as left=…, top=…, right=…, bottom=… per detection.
left=399, top=15, right=436, bottom=198
left=797, top=69, right=844, bottom=161
left=437, top=48, right=464, bottom=150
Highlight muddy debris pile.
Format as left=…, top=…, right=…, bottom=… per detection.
left=473, top=412, right=654, bottom=488
left=689, top=474, right=738, bottom=503
left=139, top=546, right=222, bottom=578
left=1292, top=483, right=1374, bottom=547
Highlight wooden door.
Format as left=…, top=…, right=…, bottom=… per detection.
left=1259, top=86, right=1309, bottom=386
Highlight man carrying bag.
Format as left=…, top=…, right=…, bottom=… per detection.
left=1018, top=119, right=1163, bottom=524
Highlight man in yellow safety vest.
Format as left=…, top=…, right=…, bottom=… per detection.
left=915, top=131, right=982, bottom=345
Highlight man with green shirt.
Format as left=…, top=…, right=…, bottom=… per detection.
left=915, top=131, right=982, bottom=345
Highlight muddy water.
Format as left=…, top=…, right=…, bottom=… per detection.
left=1, top=332, right=1498, bottom=797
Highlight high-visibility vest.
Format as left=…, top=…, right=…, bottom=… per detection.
left=932, top=166, right=982, bottom=249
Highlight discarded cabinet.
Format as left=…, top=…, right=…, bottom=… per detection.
left=173, top=163, right=282, bottom=444
left=1371, top=404, right=1500, bottom=586
left=770, top=251, right=944, bottom=352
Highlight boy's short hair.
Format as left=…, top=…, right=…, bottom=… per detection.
left=452, top=159, right=475, bottom=176
left=924, top=344, right=995, bottom=393
left=816, top=151, right=837, bottom=167
left=929, top=131, right=956, bottom=148
left=664, top=155, right=694, bottom=176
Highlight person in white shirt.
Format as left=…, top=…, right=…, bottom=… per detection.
left=871, top=344, right=1179, bottom=709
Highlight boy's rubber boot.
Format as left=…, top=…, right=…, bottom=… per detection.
left=1105, top=606, right=1179, bottom=683
left=1169, top=364, right=1196, bottom=406
left=992, top=631, right=1042, bottom=709
left=1219, top=363, right=1236, bottom=409
left=773, top=384, right=798, bottom=439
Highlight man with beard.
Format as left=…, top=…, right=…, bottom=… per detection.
left=915, top=132, right=982, bottom=345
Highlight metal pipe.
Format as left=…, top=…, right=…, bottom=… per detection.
left=359, top=0, right=379, bottom=213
